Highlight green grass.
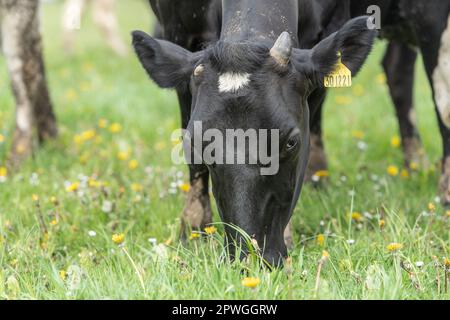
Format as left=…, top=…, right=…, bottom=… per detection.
left=0, top=0, right=449, bottom=300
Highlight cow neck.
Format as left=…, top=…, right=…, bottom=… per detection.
left=221, top=0, right=299, bottom=45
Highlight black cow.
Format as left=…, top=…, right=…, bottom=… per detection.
left=308, top=0, right=450, bottom=203
left=133, top=0, right=377, bottom=266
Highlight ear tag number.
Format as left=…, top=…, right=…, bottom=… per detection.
left=324, top=52, right=352, bottom=88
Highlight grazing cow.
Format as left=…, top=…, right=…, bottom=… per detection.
left=0, top=0, right=57, bottom=165
left=133, top=0, right=377, bottom=266
left=308, top=0, right=450, bottom=203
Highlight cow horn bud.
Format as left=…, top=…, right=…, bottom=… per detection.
left=270, top=32, right=292, bottom=66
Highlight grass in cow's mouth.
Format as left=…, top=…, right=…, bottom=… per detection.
left=0, top=1, right=449, bottom=300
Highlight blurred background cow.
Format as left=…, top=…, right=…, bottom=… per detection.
left=0, top=0, right=57, bottom=166
left=61, top=0, right=127, bottom=56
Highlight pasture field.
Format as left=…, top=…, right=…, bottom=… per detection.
left=0, top=1, right=449, bottom=300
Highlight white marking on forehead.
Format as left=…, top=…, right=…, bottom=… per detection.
left=218, top=72, right=251, bottom=93
left=433, top=15, right=450, bottom=128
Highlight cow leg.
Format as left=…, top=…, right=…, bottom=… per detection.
left=92, top=0, right=127, bottom=57
left=61, top=0, right=86, bottom=55
left=1, top=0, right=57, bottom=166
left=305, top=89, right=328, bottom=181
left=383, top=41, right=426, bottom=168
left=419, top=15, right=450, bottom=203
left=283, top=220, right=293, bottom=249
left=177, top=90, right=212, bottom=239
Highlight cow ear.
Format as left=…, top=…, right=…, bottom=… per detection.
left=293, top=16, right=377, bottom=87
left=132, top=31, right=200, bottom=89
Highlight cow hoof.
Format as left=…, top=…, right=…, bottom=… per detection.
left=179, top=178, right=212, bottom=241
left=403, top=136, right=429, bottom=169
left=439, top=157, right=450, bottom=206
left=305, top=133, right=328, bottom=182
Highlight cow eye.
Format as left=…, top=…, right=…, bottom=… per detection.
left=286, top=136, right=299, bottom=151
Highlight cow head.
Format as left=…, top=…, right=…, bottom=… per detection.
left=133, top=17, right=376, bottom=266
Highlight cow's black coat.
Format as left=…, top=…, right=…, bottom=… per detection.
left=310, top=0, right=450, bottom=203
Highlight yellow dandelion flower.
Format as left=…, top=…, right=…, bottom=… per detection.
left=10, top=259, right=18, bottom=267
left=386, top=242, right=403, bottom=252
left=79, top=152, right=90, bottom=165
left=88, top=178, right=103, bottom=188
left=314, top=170, right=329, bottom=178
left=335, top=95, right=353, bottom=105
left=81, top=129, right=96, bottom=141
left=351, top=130, right=365, bottom=140
left=321, top=250, right=330, bottom=261
left=189, top=232, right=201, bottom=240
left=117, top=151, right=130, bottom=161
left=379, top=219, right=386, bottom=228
left=128, top=159, right=139, bottom=170
left=131, top=183, right=143, bottom=192
left=32, top=194, right=39, bottom=202
left=409, top=162, right=419, bottom=171
left=66, top=182, right=79, bottom=193
left=376, top=73, right=387, bottom=85
left=446, top=211, right=450, bottom=218
left=50, top=197, right=58, bottom=205
left=59, top=270, right=67, bottom=280
left=352, top=84, right=365, bottom=97
left=390, top=136, right=401, bottom=148
left=316, top=234, right=325, bottom=246
left=112, top=233, right=125, bottom=245
left=65, top=89, right=78, bottom=102
left=0, top=166, right=7, bottom=177
left=73, top=134, right=84, bottom=145
left=164, top=236, right=173, bottom=246
left=50, top=219, right=58, bottom=226
left=387, top=165, right=399, bottom=177
left=444, top=258, right=450, bottom=268
left=179, top=183, right=191, bottom=193
left=109, top=123, right=122, bottom=133
left=204, top=226, right=217, bottom=235
left=400, top=169, right=409, bottom=179
left=98, top=118, right=108, bottom=128
left=241, top=277, right=261, bottom=288
left=350, top=212, right=363, bottom=222
left=0, top=134, right=5, bottom=143
left=428, top=202, right=436, bottom=213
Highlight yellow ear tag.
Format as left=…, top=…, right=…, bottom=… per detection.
left=324, top=52, right=352, bottom=88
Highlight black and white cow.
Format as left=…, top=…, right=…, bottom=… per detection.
left=308, top=0, right=450, bottom=203
left=133, top=0, right=377, bottom=266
